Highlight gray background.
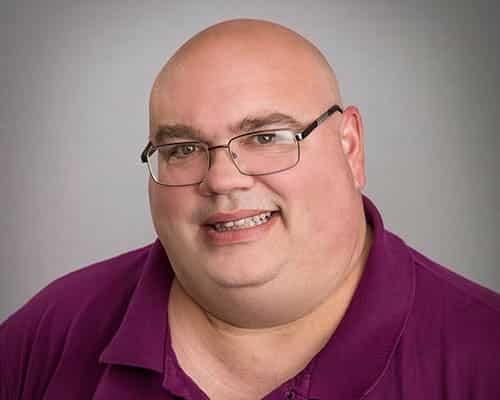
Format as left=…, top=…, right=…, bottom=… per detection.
left=1, top=0, right=499, bottom=322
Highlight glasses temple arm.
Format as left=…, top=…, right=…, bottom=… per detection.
left=297, top=104, right=343, bottom=141
left=140, top=141, right=153, bottom=163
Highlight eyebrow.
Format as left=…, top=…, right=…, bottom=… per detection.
left=153, top=112, right=305, bottom=144
left=153, top=124, right=202, bottom=144
left=236, top=113, right=305, bottom=133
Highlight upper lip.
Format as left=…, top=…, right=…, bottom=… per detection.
left=203, top=210, right=278, bottom=225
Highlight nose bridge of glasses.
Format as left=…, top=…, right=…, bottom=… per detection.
left=206, top=144, right=238, bottom=168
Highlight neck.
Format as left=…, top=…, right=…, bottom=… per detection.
left=168, top=224, right=372, bottom=399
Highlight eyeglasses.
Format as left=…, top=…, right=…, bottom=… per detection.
left=140, top=104, right=343, bottom=187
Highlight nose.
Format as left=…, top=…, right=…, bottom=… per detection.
left=199, top=145, right=255, bottom=196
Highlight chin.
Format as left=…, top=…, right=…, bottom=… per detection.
left=203, top=258, right=283, bottom=289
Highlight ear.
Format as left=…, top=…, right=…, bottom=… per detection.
left=338, top=105, right=366, bottom=190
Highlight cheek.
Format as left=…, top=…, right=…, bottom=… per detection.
left=285, top=149, right=357, bottom=237
left=148, top=181, right=196, bottom=238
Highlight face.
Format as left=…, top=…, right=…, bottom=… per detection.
left=148, top=32, right=366, bottom=327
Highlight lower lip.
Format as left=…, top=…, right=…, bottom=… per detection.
left=203, top=212, right=279, bottom=245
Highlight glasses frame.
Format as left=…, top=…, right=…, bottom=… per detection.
left=140, top=104, right=343, bottom=187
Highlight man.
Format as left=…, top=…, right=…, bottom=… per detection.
left=1, top=19, right=499, bottom=400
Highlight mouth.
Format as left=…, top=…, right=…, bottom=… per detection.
left=209, top=211, right=278, bottom=232
left=201, top=209, right=280, bottom=245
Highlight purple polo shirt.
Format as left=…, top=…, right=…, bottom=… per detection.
left=2, top=196, right=500, bottom=399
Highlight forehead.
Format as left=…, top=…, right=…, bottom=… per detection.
left=151, top=71, right=330, bottom=138
left=149, top=35, right=336, bottom=139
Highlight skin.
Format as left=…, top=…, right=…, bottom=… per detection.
left=148, top=19, right=371, bottom=399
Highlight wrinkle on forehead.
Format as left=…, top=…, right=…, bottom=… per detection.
left=149, top=19, right=341, bottom=129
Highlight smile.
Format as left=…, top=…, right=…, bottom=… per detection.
left=212, top=211, right=274, bottom=232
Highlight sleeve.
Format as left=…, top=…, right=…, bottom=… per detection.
left=474, top=329, right=500, bottom=399
left=1, top=303, right=38, bottom=399
left=460, top=302, right=500, bottom=399
left=0, top=291, right=62, bottom=400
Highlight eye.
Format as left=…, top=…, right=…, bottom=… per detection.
left=244, top=132, right=279, bottom=146
left=176, top=143, right=197, bottom=156
left=243, top=131, right=295, bottom=146
left=159, top=143, right=203, bottom=162
left=254, top=133, right=275, bottom=144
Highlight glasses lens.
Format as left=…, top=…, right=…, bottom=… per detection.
left=231, top=130, right=299, bottom=175
left=148, top=143, right=208, bottom=185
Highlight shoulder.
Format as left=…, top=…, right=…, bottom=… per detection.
left=2, top=243, right=151, bottom=328
left=409, top=245, right=500, bottom=322
left=403, top=243, right=500, bottom=395
left=0, top=243, right=153, bottom=398
left=384, top=230, right=500, bottom=347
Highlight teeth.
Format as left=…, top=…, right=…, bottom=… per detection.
left=213, top=212, right=273, bottom=232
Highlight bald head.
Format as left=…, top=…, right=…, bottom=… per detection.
left=149, top=19, right=341, bottom=133
left=156, top=19, right=339, bottom=94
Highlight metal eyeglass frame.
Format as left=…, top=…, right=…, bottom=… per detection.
left=140, top=104, right=343, bottom=187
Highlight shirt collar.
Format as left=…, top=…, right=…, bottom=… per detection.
left=308, top=195, right=416, bottom=399
left=99, top=239, right=173, bottom=373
